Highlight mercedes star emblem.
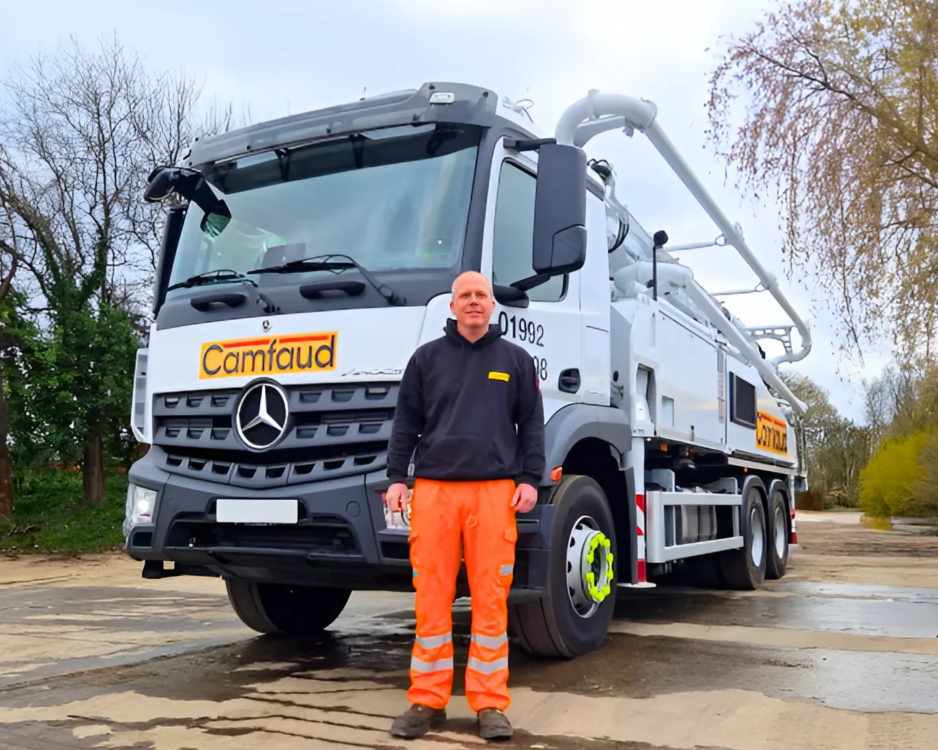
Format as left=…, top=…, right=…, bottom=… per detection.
left=262, top=319, right=271, bottom=332
left=235, top=380, right=290, bottom=451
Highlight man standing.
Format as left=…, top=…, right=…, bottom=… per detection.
left=384, top=271, right=545, bottom=742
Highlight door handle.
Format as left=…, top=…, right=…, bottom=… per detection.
left=559, top=368, right=581, bottom=393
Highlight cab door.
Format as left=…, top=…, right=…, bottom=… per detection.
left=479, top=139, right=584, bottom=422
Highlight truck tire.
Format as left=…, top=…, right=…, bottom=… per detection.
left=688, top=554, right=727, bottom=589
left=510, top=474, right=617, bottom=659
left=765, top=480, right=789, bottom=580
left=718, top=477, right=767, bottom=590
left=226, top=580, right=352, bottom=636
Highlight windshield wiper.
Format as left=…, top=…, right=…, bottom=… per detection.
left=167, top=269, right=258, bottom=292
left=247, top=254, right=405, bottom=306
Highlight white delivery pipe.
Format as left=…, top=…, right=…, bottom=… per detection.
left=555, top=90, right=813, bottom=367
left=684, top=281, right=808, bottom=413
left=556, top=92, right=659, bottom=145
left=612, top=261, right=807, bottom=413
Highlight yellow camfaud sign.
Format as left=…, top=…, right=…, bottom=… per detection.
left=199, top=332, right=337, bottom=379
left=756, top=411, right=788, bottom=456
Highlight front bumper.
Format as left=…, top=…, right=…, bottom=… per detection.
left=125, top=447, right=550, bottom=594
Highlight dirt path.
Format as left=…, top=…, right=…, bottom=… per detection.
left=792, top=512, right=938, bottom=588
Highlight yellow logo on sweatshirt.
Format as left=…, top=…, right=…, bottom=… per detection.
left=488, top=371, right=510, bottom=382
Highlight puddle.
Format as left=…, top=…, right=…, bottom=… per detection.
left=4, top=632, right=938, bottom=750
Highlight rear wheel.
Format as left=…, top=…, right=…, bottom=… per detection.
left=226, top=580, right=352, bottom=636
left=718, top=477, right=767, bottom=590
left=510, top=474, right=617, bottom=659
left=765, top=482, right=790, bottom=580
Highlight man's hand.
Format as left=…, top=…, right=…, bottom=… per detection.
left=384, top=482, right=411, bottom=513
left=511, top=483, right=538, bottom=513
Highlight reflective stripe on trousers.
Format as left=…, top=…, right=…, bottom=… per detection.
left=417, top=633, right=453, bottom=650
left=467, top=655, right=510, bottom=674
left=406, top=478, right=517, bottom=712
left=471, top=632, right=507, bottom=650
left=411, top=656, right=455, bottom=673
left=466, top=629, right=510, bottom=707
left=409, top=630, right=455, bottom=700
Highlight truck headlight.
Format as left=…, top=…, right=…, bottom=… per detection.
left=125, top=484, right=157, bottom=526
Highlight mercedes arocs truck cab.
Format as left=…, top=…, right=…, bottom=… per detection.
left=125, top=82, right=811, bottom=658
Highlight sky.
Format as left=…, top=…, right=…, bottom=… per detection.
left=0, top=0, right=895, bottom=421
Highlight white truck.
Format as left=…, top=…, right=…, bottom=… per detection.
left=124, top=82, right=811, bottom=658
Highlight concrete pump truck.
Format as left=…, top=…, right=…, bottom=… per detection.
left=124, top=83, right=811, bottom=658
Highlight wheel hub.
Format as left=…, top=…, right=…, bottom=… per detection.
left=774, top=503, right=786, bottom=558
left=566, top=515, right=615, bottom=618
left=750, top=503, right=765, bottom=566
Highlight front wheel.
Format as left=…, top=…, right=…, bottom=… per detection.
left=226, top=580, right=352, bottom=636
left=510, top=474, right=617, bottom=659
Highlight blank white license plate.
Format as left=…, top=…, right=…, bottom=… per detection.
left=216, top=499, right=298, bottom=524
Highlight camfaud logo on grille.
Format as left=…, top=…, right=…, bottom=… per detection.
left=199, top=332, right=337, bottom=379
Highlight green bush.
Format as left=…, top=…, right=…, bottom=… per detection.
left=859, top=430, right=930, bottom=517
left=911, top=431, right=938, bottom=517
left=0, top=468, right=128, bottom=553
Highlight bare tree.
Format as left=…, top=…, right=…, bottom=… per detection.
left=862, top=361, right=938, bottom=444
left=913, top=432, right=938, bottom=515
left=0, top=229, right=18, bottom=524
left=863, top=373, right=893, bottom=450
left=0, top=34, right=231, bottom=505
left=782, top=369, right=872, bottom=505
left=1, top=34, right=232, bottom=320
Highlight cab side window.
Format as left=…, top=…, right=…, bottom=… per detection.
left=492, top=161, right=565, bottom=303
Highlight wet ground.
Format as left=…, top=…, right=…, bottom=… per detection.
left=1, top=512, right=937, bottom=749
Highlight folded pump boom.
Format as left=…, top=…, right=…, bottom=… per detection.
left=555, top=89, right=811, bottom=414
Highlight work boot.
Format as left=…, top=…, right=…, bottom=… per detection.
left=477, top=708, right=513, bottom=741
left=389, top=703, right=446, bottom=739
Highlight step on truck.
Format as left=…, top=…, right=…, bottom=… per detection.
left=125, top=82, right=812, bottom=658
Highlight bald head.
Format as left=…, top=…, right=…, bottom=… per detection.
left=449, top=271, right=496, bottom=341
left=451, top=271, right=492, bottom=298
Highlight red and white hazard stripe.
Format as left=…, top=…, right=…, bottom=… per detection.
left=636, top=492, right=647, bottom=584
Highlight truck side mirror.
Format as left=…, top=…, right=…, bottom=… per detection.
left=143, top=167, right=179, bottom=202
left=532, top=143, right=587, bottom=276
left=144, top=166, right=201, bottom=203
left=143, top=166, right=231, bottom=237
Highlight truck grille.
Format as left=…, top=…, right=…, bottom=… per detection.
left=166, top=513, right=360, bottom=556
left=152, top=382, right=398, bottom=487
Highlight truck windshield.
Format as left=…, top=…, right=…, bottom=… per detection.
left=165, top=124, right=480, bottom=299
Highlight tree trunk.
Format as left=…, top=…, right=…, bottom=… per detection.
left=0, top=369, right=12, bottom=524
left=82, top=430, right=106, bottom=506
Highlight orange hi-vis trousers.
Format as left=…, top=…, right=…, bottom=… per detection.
left=406, top=477, right=517, bottom=713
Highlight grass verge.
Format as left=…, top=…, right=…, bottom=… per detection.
left=0, top=469, right=128, bottom=554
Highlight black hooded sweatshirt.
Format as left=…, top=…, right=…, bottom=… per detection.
left=387, top=319, right=546, bottom=487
